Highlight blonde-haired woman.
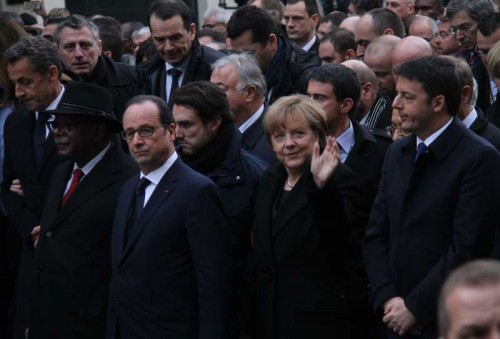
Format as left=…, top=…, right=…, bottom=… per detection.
left=250, top=94, right=357, bottom=338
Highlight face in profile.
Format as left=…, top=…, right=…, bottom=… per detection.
left=270, top=113, right=318, bottom=175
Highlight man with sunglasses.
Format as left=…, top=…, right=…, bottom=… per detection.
left=28, top=82, right=137, bottom=338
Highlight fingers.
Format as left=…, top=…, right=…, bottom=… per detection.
left=313, top=141, right=320, bottom=160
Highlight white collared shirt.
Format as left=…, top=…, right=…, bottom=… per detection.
left=36, top=85, right=65, bottom=137
left=239, top=104, right=265, bottom=134
left=460, top=107, right=478, bottom=129
left=165, top=59, right=189, bottom=102
left=301, top=35, right=317, bottom=52
left=64, top=142, right=111, bottom=194
left=140, top=151, right=178, bottom=206
left=416, top=117, right=454, bottom=147
left=336, top=120, right=355, bottom=164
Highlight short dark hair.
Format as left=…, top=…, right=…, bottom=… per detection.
left=226, top=5, right=279, bottom=45
left=446, top=0, right=494, bottom=22
left=172, top=81, right=233, bottom=125
left=319, top=12, right=348, bottom=29
left=439, top=260, right=500, bottom=337
left=286, top=0, right=319, bottom=16
left=350, top=0, right=383, bottom=14
left=100, top=33, right=123, bottom=62
left=125, top=94, right=174, bottom=126
left=149, top=0, right=193, bottom=31
left=4, top=36, right=61, bottom=78
left=54, top=15, right=100, bottom=45
left=394, top=56, right=461, bottom=116
left=478, top=12, right=500, bottom=37
left=309, top=64, right=361, bottom=114
left=320, top=28, right=356, bottom=55
left=368, top=8, right=405, bottom=38
left=93, top=16, right=122, bottom=38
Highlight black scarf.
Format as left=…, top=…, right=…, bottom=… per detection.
left=264, top=37, right=285, bottom=91
left=179, top=122, right=234, bottom=175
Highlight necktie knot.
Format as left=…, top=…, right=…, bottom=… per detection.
left=415, top=142, right=428, bottom=162
left=136, top=177, right=151, bottom=193
left=168, top=68, right=182, bottom=80
left=72, top=168, right=84, bottom=182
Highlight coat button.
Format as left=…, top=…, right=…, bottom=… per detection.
left=46, top=231, right=52, bottom=237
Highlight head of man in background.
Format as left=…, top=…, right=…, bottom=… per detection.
left=284, top=0, right=320, bottom=51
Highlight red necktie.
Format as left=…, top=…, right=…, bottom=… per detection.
left=61, top=169, right=84, bottom=207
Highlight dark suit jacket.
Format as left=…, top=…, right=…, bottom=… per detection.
left=143, top=39, right=224, bottom=100
left=29, top=142, right=137, bottom=338
left=344, top=120, right=388, bottom=302
left=363, top=118, right=500, bottom=336
left=106, top=158, right=231, bottom=339
left=469, top=107, right=500, bottom=152
left=252, top=163, right=358, bottom=339
left=1, top=107, right=66, bottom=339
left=241, top=105, right=277, bottom=166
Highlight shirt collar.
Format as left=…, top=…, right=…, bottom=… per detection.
left=140, top=151, right=178, bottom=185
left=239, top=104, right=265, bottom=134
left=461, top=106, right=478, bottom=129
left=336, top=120, right=355, bottom=162
left=416, top=117, right=454, bottom=147
left=302, top=35, right=317, bottom=52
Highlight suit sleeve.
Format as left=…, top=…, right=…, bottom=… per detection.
left=362, top=150, right=400, bottom=313
left=185, top=182, right=231, bottom=339
left=404, top=146, right=500, bottom=323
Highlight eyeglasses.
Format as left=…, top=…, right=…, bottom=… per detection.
left=422, top=33, right=438, bottom=42
left=386, top=123, right=401, bottom=137
left=47, top=120, right=98, bottom=134
left=202, top=22, right=225, bottom=29
left=121, top=125, right=166, bottom=140
left=450, top=23, right=476, bottom=35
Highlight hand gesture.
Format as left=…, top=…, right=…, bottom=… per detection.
left=310, top=136, right=340, bottom=189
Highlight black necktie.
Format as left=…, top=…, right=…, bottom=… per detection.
left=167, top=68, right=182, bottom=110
left=415, top=142, right=428, bottom=162
left=124, top=177, right=151, bottom=245
left=33, top=113, right=48, bottom=166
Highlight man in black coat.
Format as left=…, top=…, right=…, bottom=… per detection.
left=307, top=64, right=388, bottom=338
left=363, top=57, right=500, bottom=339
left=227, top=5, right=318, bottom=105
left=2, top=37, right=67, bottom=339
left=54, top=15, right=144, bottom=121
left=211, top=53, right=276, bottom=165
left=143, top=1, right=225, bottom=108
left=28, top=82, right=137, bottom=338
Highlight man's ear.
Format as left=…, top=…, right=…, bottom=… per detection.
left=345, top=49, right=356, bottom=60
left=340, top=98, right=354, bottom=114
left=431, top=94, right=445, bottom=113
left=246, top=85, right=257, bottom=102
left=209, top=115, right=222, bottom=133
left=103, top=50, right=112, bottom=59
left=461, top=85, right=472, bottom=105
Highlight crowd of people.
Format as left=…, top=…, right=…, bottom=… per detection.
left=0, top=0, right=500, bottom=338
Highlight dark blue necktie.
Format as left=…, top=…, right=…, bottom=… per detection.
left=415, top=142, right=428, bottom=162
left=167, top=68, right=182, bottom=110
left=124, top=177, right=151, bottom=245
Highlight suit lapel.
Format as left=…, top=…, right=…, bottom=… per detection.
left=121, top=159, right=182, bottom=259
left=397, top=136, right=417, bottom=200
left=271, top=172, right=308, bottom=239
left=47, top=144, right=122, bottom=230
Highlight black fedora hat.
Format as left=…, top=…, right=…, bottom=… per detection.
left=42, top=82, right=122, bottom=132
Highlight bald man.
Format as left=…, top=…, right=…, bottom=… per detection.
left=364, top=35, right=401, bottom=99
left=343, top=59, right=393, bottom=135
left=339, top=15, right=360, bottom=34
left=408, top=15, right=438, bottom=54
left=391, top=36, right=433, bottom=72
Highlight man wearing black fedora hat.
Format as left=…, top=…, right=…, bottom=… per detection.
left=27, top=82, right=137, bottom=338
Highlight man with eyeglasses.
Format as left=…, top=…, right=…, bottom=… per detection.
left=143, top=1, right=224, bottom=110
left=434, top=17, right=461, bottom=56
left=446, top=0, right=495, bottom=112
left=202, top=7, right=229, bottom=35
left=28, top=82, right=137, bottom=338
left=107, top=94, right=230, bottom=339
